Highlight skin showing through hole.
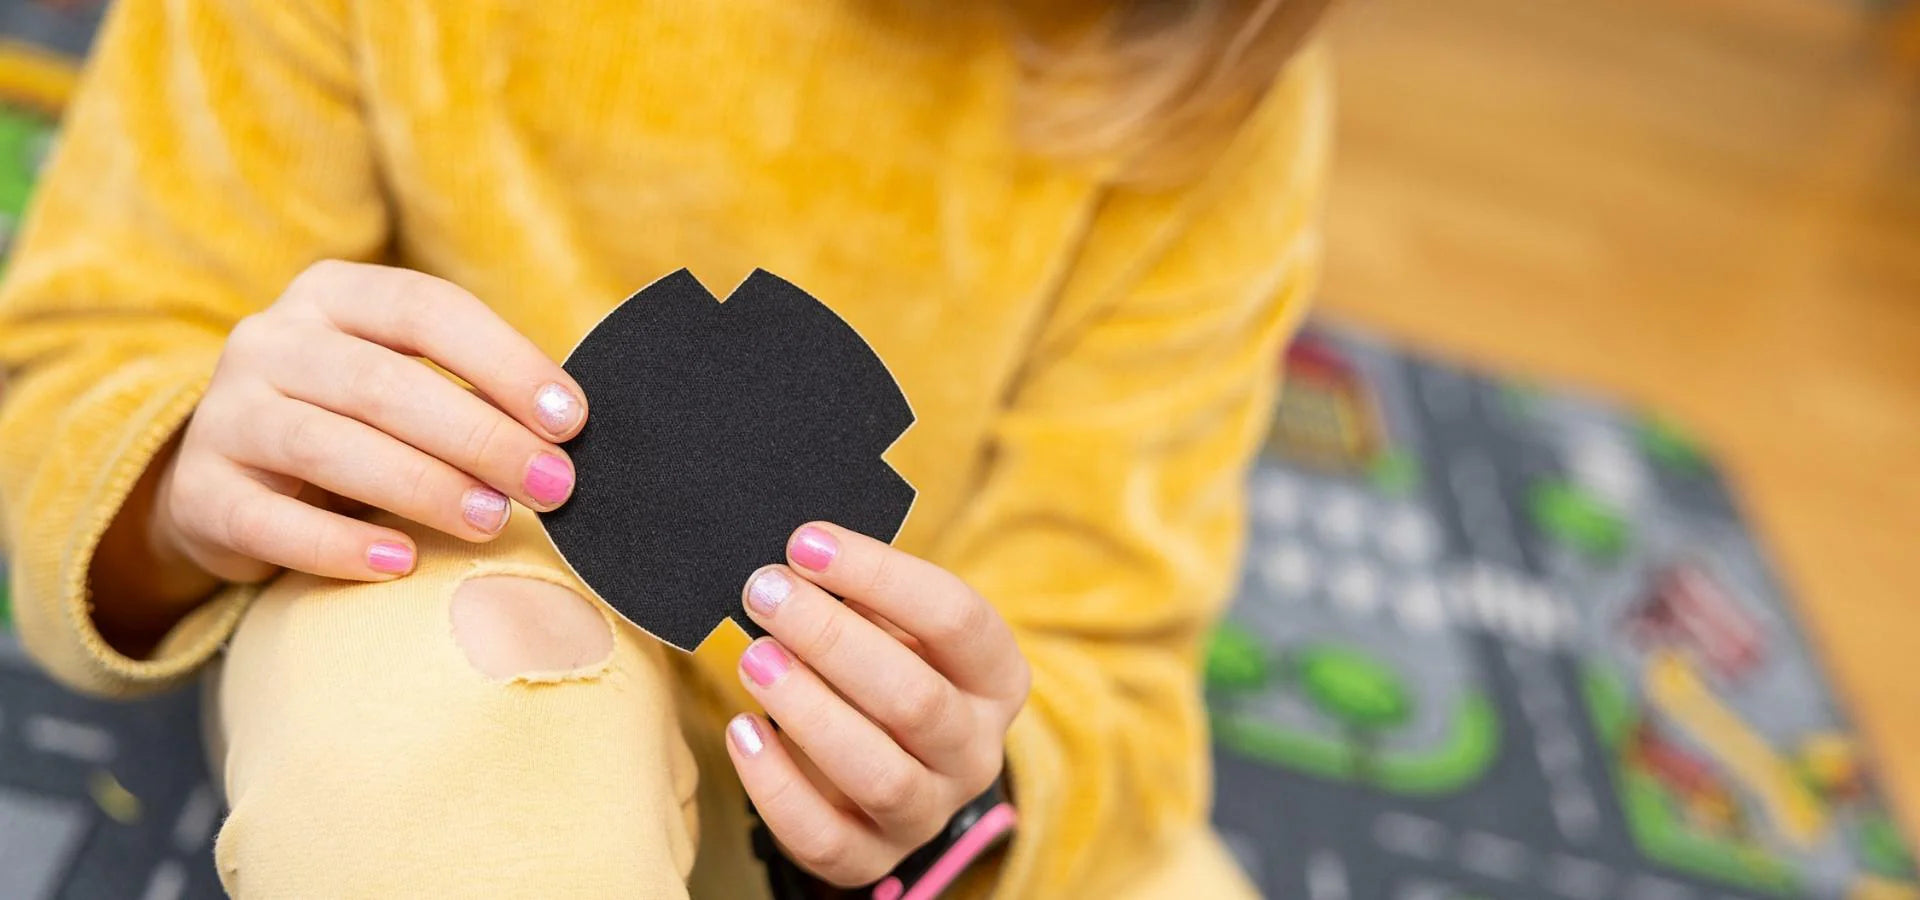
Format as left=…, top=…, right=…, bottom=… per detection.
left=450, top=575, right=614, bottom=680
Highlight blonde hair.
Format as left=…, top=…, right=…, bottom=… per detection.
left=1013, top=0, right=1333, bottom=185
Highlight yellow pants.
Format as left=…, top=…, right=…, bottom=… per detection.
left=207, top=511, right=1255, bottom=898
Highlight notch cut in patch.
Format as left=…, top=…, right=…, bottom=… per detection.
left=540, top=269, right=916, bottom=652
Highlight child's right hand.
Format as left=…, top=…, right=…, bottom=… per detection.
left=150, top=260, right=588, bottom=584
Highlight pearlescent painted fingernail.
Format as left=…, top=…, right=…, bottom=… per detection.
left=727, top=714, right=767, bottom=757
left=462, top=487, right=510, bottom=534
left=740, top=640, right=792, bottom=688
left=534, top=383, right=582, bottom=436
left=745, top=567, right=793, bottom=615
left=367, top=541, right=415, bottom=575
left=525, top=453, right=574, bottom=507
left=789, top=526, right=837, bottom=571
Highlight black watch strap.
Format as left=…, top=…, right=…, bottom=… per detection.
left=753, top=775, right=1016, bottom=900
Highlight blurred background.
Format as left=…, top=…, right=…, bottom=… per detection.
left=1319, top=0, right=1920, bottom=832
left=0, top=0, right=1913, bottom=897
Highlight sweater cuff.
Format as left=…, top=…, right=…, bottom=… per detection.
left=988, top=660, right=1079, bottom=899
left=10, top=351, right=252, bottom=698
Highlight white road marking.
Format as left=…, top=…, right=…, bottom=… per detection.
left=1328, top=559, right=1381, bottom=615
left=1393, top=578, right=1447, bottom=632
left=1549, top=783, right=1601, bottom=840
left=1536, top=729, right=1584, bottom=774
left=1306, top=849, right=1350, bottom=900
left=1394, top=880, right=1453, bottom=900
left=1570, top=429, right=1646, bottom=508
left=1448, top=456, right=1521, bottom=565
left=1457, top=830, right=1530, bottom=882
left=25, top=714, right=116, bottom=764
left=174, top=783, right=220, bottom=852
left=1373, top=812, right=1448, bottom=861
left=1487, top=568, right=1532, bottom=636
left=1517, top=583, right=1567, bottom=647
left=1500, top=647, right=1604, bottom=843
left=139, top=860, right=187, bottom=900
left=1511, top=582, right=1570, bottom=649
left=1462, top=564, right=1507, bottom=631
left=1381, top=507, right=1441, bottom=564
left=1253, top=473, right=1302, bottom=527
left=1544, top=854, right=1615, bottom=899
left=1259, top=540, right=1317, bottom=597
left=1625, top=873, right=1695, bottom=900
left=1443, top=562, right=1576, bottom=649
left=1365, top=791, right=1690, bottom=900
left=1316, top=489, right=1368, bottom=548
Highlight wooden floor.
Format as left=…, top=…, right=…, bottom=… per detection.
left=1318, top=0, right=1920, bottom=831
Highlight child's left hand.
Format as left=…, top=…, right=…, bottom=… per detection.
left=726, top=521, right=1031, bottom=887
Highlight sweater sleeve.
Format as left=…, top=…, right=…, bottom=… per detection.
left=938, top=48, right=1332, bottom=897
left=0, top=0, right=385, bottom=696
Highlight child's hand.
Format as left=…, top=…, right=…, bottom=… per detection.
left=726, top=522, right=1031, bottom=887
left=153, top=260, right=587, bottom=583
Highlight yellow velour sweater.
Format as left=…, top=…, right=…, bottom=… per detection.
left=0, top=0, right=1328, bottom=895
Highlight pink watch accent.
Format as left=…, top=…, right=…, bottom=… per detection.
left=871, top=802, right=1017, bottom=900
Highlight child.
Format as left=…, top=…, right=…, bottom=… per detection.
left=0, top=0, right=1330, bottom=896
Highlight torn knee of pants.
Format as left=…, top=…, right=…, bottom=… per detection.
left=451, top=575, right=615, bottom=683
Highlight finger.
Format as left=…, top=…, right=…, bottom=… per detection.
left=312, top=488, right=370, bottom=517
left=227, top=397, right=513, bottom=541
left=174, top=468, right=416, bottom=581
left=786, top=522, right=1024, bottom=700
left=742, top=566, right=974, bottom=771
left=725, top=714, right=895, bottom=888
left=149, top=448, right=266, bottom=584
left=270, top=329, right=575, bottom=511
left=738, top=638, right=944, bottom=837
left=847, top=599, right=922, bottom=652
left=297, top=261, right=588, bottom=441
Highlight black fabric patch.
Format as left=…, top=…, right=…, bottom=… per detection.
left=540, top=269, right=916, bottom=651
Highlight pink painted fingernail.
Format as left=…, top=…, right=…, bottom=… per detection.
left=525, top=453, right=574, bottom=507
left=745, top=567, right=793, bottom=615
left=462, top=487, right=510, bottom=534
left=740, top=640, right=792, bottom=688
left=789, top=526, right=837, bottom=571
left=534, top=383, right=582, bottom=436
left=727, top=714, right=767, bottom=757
left=367, top=541, right=415, bottom=575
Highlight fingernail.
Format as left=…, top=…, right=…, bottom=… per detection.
left=534, top=383, right=582, bottom=436
left=462, top=487, right=510, bottom=534
left=740, top=639, right=792, bottom=688
left=367, top=541, right=415, bottom=575
left=525, top=453, right=574, bottom=507
left=789, top=526, right=837, bottom=572
left=727, top=714, right=767, bottom=757
left=745, top=567, right=793, bottom=615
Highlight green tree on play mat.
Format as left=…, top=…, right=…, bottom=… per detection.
left=1205, top=622, right=1273, bottom=693
left=1295, top=644, right=1412, bottom=779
